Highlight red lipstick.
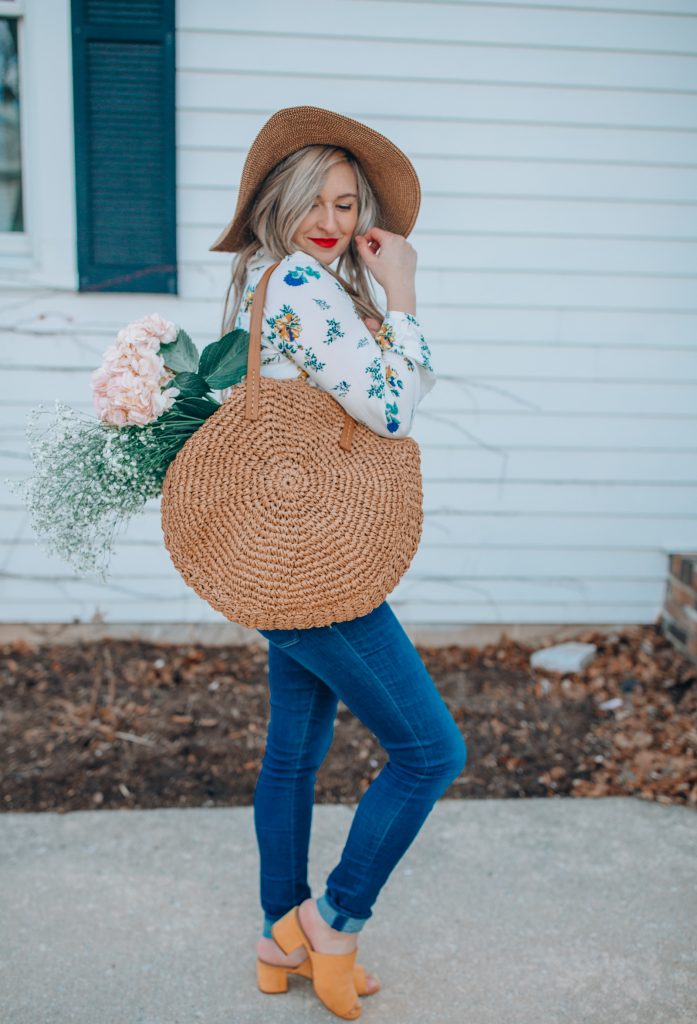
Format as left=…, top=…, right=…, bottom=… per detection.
left=309, top=237, right=338, bottom=248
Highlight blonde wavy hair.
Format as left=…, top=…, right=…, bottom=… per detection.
left=218, top=145, right=386, bottom=337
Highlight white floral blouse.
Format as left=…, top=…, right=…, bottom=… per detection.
left=233, top=246, right=436, bottom=439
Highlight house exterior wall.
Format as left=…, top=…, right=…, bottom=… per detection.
left=1, top=0, right=696, bottom=627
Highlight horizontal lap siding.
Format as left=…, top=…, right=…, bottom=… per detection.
left=1, top=1, right=696, bottom=624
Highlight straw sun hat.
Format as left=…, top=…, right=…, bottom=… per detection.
left=208, top=105, right=421, bottom=252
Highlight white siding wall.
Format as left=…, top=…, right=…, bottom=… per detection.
left=1, top=0, right=696, bottom=626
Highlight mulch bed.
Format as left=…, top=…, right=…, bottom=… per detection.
left=1, top=621, right=695, bottom=813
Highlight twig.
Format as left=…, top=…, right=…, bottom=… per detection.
left=87, top=656, right=101, bottom=718
left=103, top=645, right=117, bottom=709
left=114, top=731, right=157, bottom=748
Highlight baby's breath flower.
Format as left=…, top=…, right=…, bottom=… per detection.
left=9, top=402, right=168, bottom=577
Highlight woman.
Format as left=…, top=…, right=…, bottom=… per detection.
left=210, top=106, right=468, bottom=1019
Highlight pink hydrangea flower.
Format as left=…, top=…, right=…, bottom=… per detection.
left=91, top=313, right=180, bottom=427
left=116, top=312, right=178, bottom=354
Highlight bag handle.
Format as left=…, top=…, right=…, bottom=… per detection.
left=245, top=258, right=357, bottom=452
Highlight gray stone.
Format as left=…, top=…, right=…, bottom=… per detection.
left=530, top=640, right=598, bottom=673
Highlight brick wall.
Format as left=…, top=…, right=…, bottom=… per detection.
left=662, top=554, right=697, bottom=663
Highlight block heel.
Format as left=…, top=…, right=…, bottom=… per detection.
left=256, top=955, right=312, bottom=992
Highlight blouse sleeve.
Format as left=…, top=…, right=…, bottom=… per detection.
left=261, top=249, right=436, bottom=439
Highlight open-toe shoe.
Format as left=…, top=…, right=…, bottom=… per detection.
left=270, top=904, right=363, bottom=1019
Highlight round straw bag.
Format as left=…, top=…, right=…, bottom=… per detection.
left=160, top=259, right=424, bottom=630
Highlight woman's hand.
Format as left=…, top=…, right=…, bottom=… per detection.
left=354, top=226, right=417, bottom=293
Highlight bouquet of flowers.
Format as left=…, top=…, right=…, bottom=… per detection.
left=11, top=314, right=249, bottom=577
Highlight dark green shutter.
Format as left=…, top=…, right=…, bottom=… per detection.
left=71, top=0, right=177, bottom=293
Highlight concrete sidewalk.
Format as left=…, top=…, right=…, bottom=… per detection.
left=1, top=797, right=695, bottom=1024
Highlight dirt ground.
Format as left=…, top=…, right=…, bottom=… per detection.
left=1, top=620, right=696, bottom=814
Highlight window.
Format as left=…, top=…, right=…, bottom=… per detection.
left=0, top=14, right=21, bottom=233
left=0, top=0, right=74, bottom=287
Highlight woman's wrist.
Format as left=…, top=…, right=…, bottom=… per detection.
left=385, top=283, right=417, bottom=317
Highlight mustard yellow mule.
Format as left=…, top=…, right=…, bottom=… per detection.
left=256, top=951, right=379, bottom=997
left=256, top=904, right=378, bottom=1018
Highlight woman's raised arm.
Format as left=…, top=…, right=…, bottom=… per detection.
left=262, top=250, right=435, bottom=439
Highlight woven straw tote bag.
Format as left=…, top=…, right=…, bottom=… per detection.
left=160, top=258, right=424, bottom=630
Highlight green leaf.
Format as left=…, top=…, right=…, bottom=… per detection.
left=198, top=329, right=249, bottom=390
left=170, top=371, right=210, bottom=398
left=168, top=396, right=220, bottom=420
left=160, top=328, right=199, bottom=373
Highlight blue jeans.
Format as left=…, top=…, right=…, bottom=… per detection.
left=255, top=599, right=467, bottom=938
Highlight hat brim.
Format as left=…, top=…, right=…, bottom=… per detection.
left=209, top=105, right=421, bottom=253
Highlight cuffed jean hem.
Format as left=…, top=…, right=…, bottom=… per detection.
left=263, top=895, right=369, bottom=938
left=316, top=892, right=370, bottom=933
left=262, top=913, right=278, bottom=938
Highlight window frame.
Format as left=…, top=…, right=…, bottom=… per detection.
left=0, top=0, right=78, bottom=289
